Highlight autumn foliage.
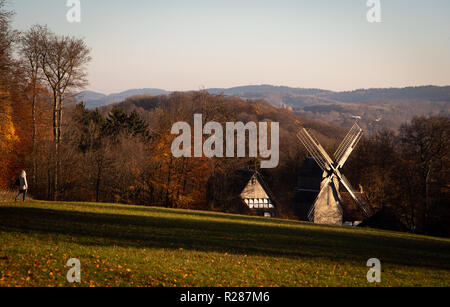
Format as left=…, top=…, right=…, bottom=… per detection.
left=0, top=90, right=18, bottom=187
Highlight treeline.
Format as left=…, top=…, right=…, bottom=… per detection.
left=346, top=116, right=449, bottom=236
left=65, top=92, right=333, bottom=215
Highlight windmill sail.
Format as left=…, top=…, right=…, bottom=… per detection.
left=334, top=123, right=363, bottom=168
left=297, top=128, right=333, bottom=172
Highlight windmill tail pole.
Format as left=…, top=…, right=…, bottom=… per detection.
left=337, top=172, right=372, bottom=217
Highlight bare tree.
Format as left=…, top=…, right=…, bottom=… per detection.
left=399, top=116, right=450, bottom=232
left=19, top=25, right=50, bottom=187
left=38, top=30, right=91, bottom=200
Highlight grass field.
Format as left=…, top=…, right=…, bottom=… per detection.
left=0, top=201, right=449, bottom=287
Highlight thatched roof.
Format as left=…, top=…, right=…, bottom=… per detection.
left=241, top=175, right=270, bottom=199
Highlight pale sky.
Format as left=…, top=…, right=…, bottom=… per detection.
left=8, top=0, right=450, bottom=94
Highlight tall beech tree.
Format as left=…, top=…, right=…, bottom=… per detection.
left=19, top=25, right=50, bottom=187
left=38, top=29, right=91, bottom=200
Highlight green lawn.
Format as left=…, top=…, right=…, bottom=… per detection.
left=0, top=201, right=449, bottom=287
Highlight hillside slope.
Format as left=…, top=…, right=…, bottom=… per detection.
left=75, top=88, right=171, bottom=109
left=77, top=85, right=450, bottom=129
left=0, top=201, right=449, bottom=287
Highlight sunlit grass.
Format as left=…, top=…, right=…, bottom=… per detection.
left=0, top=201, right=449, bottom=287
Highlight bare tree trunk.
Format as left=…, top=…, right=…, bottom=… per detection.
left=52, top=90, right=58, bottom=200
left=424, top=166, right=431, bottom=233
left=57, top=94, right=63, bottom=199
left=95, top=154, right=103, bottom=202
left=165, top=156, right=173, bottom=208
left=52, top=90, right=63, bottom=201
left=31, top=75, right=37, bottom=191
left=32, top=95, right=36, bottom=184
left=47, top=163, right=52, bottom=199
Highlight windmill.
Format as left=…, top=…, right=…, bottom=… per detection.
left=296, top=123, right=371, bottom=225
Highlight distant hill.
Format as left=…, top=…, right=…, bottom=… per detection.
left=206, top=85, right=450, bottom=108
left=75, top=88, right=171, bottom=109
left=77, top=85, right=450, bottom=108
left=76, top=85, right=450, bottom=129
left=327, top=86, right=450, bottom=103
left=75, top=90, right=106, bottom=102
left=206, top=85, right=449, bottom=129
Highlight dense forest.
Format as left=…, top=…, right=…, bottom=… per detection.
left=0, top=1, right=449, bottom=237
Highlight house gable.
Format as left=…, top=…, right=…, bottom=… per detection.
left=241, top=175, right=270, bottom=199
left=240, top=175, right=275, bottom=211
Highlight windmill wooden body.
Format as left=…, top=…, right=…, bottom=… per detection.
left=297, top=123, right=371, bottom=225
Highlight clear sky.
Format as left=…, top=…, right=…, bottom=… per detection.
left=7, top=0, right=450, bottom=94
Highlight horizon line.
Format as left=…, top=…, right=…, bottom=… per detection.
left=83, top=83, right=450, bottom=96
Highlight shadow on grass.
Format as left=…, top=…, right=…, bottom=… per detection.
left=0, top=206, right=449, bottom=270
left=60, top=202, right=301, bottom=226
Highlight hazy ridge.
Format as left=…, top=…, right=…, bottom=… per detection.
left=77, top=85, right=450, bottom=108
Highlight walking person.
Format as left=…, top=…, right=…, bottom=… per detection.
left=14, top=170, right=28, bottom=202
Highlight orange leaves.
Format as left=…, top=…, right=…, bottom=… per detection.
left=148, top=132, right=210, bottom=208
left=0, top=90, right=18, bottom=143
left=0, top=89, right=19, bottom=187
